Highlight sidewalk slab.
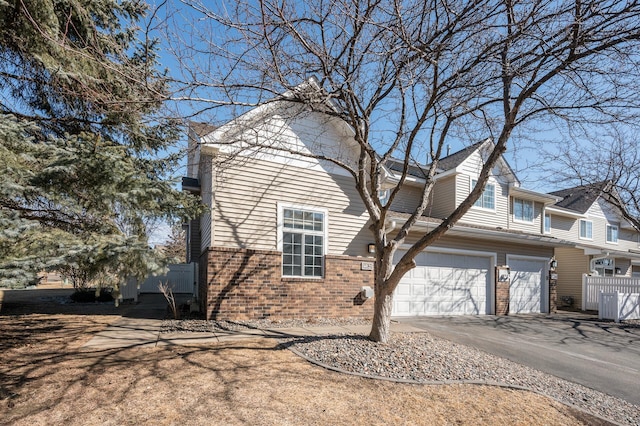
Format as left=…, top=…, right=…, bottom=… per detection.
left=157, top=332, right=219, bottom=346
left=82, top=317, right=162, bottom=349
left=82, top=333, right=159, bottom=349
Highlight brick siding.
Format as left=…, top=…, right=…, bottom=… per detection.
left=495, top=280, right=510, bottom=315
left=199, top=247, right=375, bottom=320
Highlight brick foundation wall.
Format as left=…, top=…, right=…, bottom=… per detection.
left=549, top=275, right=558, bottom=313
left=200, top=247, right=375, bottom=320
left=495, top=280, right=510, bottom=315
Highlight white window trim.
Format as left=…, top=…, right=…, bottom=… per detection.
left=470, top=177, right=496, bottom=212
left=277, top=203, right=329, bottom=278
left=544, top=213, right=551, bottom=234
left=606, top=224, right=619, bottom=244
left=579, top=219, right=593, bottom=241
left=513, top=198, right=535, bottom=223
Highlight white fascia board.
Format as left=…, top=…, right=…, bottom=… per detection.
left=579, top=246, right=640, bottom=260
left=384, top=173, right=426, bottom=187
left=545, top=206, right=587, bottom=218
left=510, top=186, right=562, bottom=205
left=476, top=138, right=520, bottom=187
left=203, top=101, right=282, bottom=147
left=386, top=216, right=572, bottom=248
left=382, top=167, right=455, bottom=188
left=577, top=246, right=604, bottom=256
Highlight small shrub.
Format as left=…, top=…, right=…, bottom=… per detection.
left=70, top=288, right=114, bottom=303
left=158, top=282, right=179, bottom=319
left=96, top=289, right=114, bottom=302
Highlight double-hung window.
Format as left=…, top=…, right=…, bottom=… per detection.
left=606, top=224, right=619, bottom=243
left=471, top=179, right=495, bottom=210
left=281, top=207, right=325, bottom=277
left=579, top=219, right=593, bottom=240
left=513, top=198, right=534, bottom=222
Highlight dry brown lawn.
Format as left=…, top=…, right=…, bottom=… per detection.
left=0, top=291, right=604, bottom=425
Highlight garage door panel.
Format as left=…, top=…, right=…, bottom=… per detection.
left=412, top=284, right=427, bottom=296
left=393, top=251, right=492, bottom=316
left=396, top=283, right=411, bottom=296
left=412, top=267, right=427, bottom=279
left=509, top=257, right=547, bottom=314
left=395, top=300, right=411, bottom=313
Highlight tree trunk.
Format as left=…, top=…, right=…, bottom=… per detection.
left=368, top=288, right=394, bottom=343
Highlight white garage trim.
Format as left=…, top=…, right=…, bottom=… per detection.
left=393, top=246, right=496, bottom=316
left=506, top=255, right=550, bottom=314
left=398, top=245, right=498, bottom=259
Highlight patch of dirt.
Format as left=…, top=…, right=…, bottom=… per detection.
left=0, top=298, right=607, bottom=425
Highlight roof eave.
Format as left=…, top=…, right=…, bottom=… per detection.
left=545, top=206, right=588, bottom=218
left=510, top=186, right=562, bottom=205
left=387, top=215, right=573, bottom=248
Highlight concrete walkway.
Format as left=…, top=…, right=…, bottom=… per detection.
left=82, top=294, right=423, bottom=350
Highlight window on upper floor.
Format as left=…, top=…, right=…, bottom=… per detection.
left=606, top=224, right=619, bottom=244
left=544, top=213, right=551, bottom=234
left=471, top=179, right=495, bottom=210
left=579, top=219, right=593, bottom=240
left=513, top=198, right=534, bottom=222
left=281, top=207, right=326, bottom=277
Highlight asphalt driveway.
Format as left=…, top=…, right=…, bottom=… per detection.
left=397, top=312, right=640, bottom=406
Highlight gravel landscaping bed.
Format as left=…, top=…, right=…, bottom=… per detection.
left=163, top=317, right=639, bottom=426
left=161, top=317, right=372, bottom=333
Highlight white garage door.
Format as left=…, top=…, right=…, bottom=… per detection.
left=508, top=256, right=548, bottom=314
left=392, top=251, right=492, bottom=316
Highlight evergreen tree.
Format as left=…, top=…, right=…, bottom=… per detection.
left=0, top=1, right=200, bottom=288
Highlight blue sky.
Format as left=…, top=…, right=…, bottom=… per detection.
left=146, top=0, right=614, bottom=243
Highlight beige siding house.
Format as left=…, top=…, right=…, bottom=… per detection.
left=185, top=98, right=639, bottom=320
left=546, top=182, right=640, bottom=308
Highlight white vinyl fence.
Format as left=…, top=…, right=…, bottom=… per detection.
left=599, top=292, right=640, bottom=322
left=119, top=263, right=197, bottom=302
left=582, top=275, right=640, bottom=310
left=120, top=276, right=139, bottom=302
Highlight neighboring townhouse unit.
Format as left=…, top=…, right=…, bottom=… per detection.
left=546, top=182, right=640, bottom=309
left=383, top=140, right=570, bottom=317
left=184, top=94, right=584, bottom=320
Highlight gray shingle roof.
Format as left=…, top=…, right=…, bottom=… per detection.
left=385, top=158, right=428, bottom=178
left=383, top=140, right=488, bottom=179
left=549, top=181, right=609, bottom=214
left=436, top=140, right=486, bottom=171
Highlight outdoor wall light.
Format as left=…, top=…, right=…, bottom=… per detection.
left=550, top=258, right=558, bottom=269
left=367, top=243, right=376, bottom=254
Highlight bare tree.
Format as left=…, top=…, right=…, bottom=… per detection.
left=163, top=224, right=187, bottom=263
left=166, top=0, right=640, bottom=342
left=539, top=124, right=640, bottom=230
